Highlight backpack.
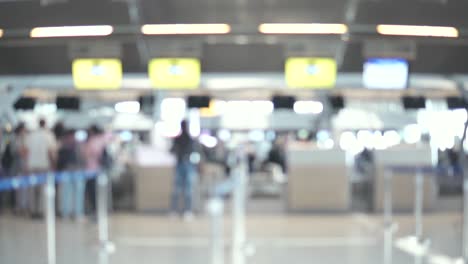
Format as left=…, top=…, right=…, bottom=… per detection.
left=1, top=142, right=14, bottom=171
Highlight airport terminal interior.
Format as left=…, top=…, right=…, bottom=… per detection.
left=2, top=0, right=468, bottom=264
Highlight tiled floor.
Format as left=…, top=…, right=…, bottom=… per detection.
left=0, top=210, right=464, bottom=264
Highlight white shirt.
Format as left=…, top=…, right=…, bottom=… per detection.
left=25, top=128, right=56, bottom=171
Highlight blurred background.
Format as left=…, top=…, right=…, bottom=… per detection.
left=0, top=0, right=468, bottom=264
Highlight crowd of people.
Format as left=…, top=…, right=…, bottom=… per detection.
left=0, top=119, right=110, bottom=221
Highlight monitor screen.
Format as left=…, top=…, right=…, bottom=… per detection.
left=402, top=96, right=426, bottom=110
left=56, top=96, right=80, bottom=111
left=328, top=96, right=345, bottom=110
left=138, top=95, right=155, bottom=113
left=14, top=97, right=36, bottom=110
left=187, top=96, right=211, bottom=108
left=363, top=58, right=409, bottom=89
left=272, top=95, right=296, bottom=109
left=447, top=97, right=467, bottom=110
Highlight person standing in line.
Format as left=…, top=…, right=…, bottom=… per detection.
left=57, top=129, right=82, bottom=220
left=9, top=123, right=29, bottom=216
left=82, top=125, right=107, bottom=216
left=170, top=120, right=197, bottom=221
left=25, top=119, right=57, bottom=219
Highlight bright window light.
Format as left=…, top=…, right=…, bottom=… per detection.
left=376, top=24, right=458, bottom=38
left=75, top=130, right=88, bottom=142
left=115, top=101, right=140, bottom=114
left=30, top=25, right=114, bottom=38
left=383, top=130, right=401, bottom=148
left=119, top=130, right=133, bottom=142
left=259, top=23, right=348, bottom=34
left=200, top=134, right=218, bottom=148
left=252, top=101, right=274, bottom=114
left=357, top=130, right=375, bottom=149
left=0, top=29, right=3, bottom=38
left=403, top=124, right=422, bottom=144
left=217, top=129, right=231, bottom=142
left=248, top=130, right=265, bottom=142
left=188, top=109, right=201, bottom=137
left=339, top=131, right=358, bottom=151
left=294, top=101, right=324, bottom=114
left=141, top=24, right=231, bottom=35
left=154, top=121, right=181, bottom=138
left=160, top=98, right=186, bottom=122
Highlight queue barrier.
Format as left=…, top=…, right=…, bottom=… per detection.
left=207, top=147, right=249, bottom=264
left=0, top=170, right=113, bottom=264
left=0, top=171, right=97, bottom=192
left=382, top=165, right=467, bottom=264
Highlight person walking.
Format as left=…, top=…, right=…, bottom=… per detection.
left=170, top=120, right=197, bottom=221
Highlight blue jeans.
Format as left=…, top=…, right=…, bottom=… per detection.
left=60, top=172, right=73, bottom=218
left=59, top=171, right=85, bottom=219
left=73, top=174, right=85, bottom=218
left=171, top=160, right=196, bottom=213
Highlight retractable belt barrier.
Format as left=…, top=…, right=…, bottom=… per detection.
left=0, top=170, right=113, bottom=264
left=382, top=165, right=445, bottom=264
left=207, top=147, right=249, bottom=264
left=0, top=170, right=97, bottom=192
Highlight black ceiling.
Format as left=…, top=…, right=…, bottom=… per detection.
left=0, top=0, right=468, bottom=75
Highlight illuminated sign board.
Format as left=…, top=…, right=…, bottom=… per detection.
left=149, top=58, right=201, bottom=89
left=285, top=57, right=337, bottom=89
left=72, top=58, right=122, bottom=90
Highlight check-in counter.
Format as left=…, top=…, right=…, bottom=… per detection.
left=132, top=146, right=175, bottom=213
left=287, top=146, right=351, bottom=212
left=373, top=146, right=438, bottom=212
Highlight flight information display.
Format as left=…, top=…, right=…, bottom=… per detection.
left=285, top=57, right=337, bottom=89
left=363, top=58, right=409, bottom=89
left=148, top=58, right=201, bottom=89
left=72, top=58, right=122, bottom=90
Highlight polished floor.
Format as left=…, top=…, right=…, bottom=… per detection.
left=0, top=208, right=464, bottom=264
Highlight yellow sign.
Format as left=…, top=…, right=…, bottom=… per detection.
left=72, top=59, right=122, bottom=90
left=285, top=57, right=337, bottom=89
left=148, top=58, right=201, bottom=89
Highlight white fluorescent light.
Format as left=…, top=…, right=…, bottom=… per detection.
left=294, top=101, right=324, bottom=114
left=376, top=24, right=458, bottom=38
left=30, top=25, right=114, bottom=38
left=0, top=29, right=3, bottom=38
left=115, top=101, right=140, bottom=114
left=259, top=23, right=348, bottom=34
left=141, top=24, right=231, bottom=35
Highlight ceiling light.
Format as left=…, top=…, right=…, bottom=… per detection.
left=258, top=23, right=348, bottom=34
left=30, top=25, right=114, bottom=38
left=376, top=25, right=458, bottom=38
left=141, top=24, right=231, bottom=35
